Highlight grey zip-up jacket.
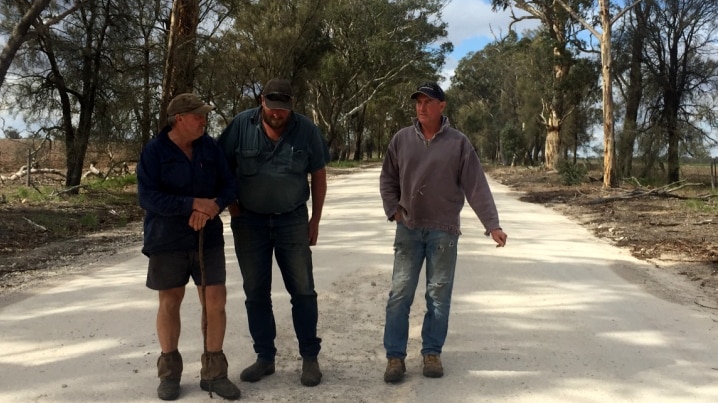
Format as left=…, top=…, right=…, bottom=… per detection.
left=379, top=116, right=501, bottom=235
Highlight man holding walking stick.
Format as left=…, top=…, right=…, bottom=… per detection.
left=138, top=93, right=241, bottom=400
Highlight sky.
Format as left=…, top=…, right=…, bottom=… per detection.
left=439, top=0, right=538, bottom=88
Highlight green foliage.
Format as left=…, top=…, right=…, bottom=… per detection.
left=15, top=186, right=30, bottom=200
left=558, top=160, right=588, bottom=185
left=80, top=212, right=99, bottom=229
left=328, top=159, right=380, bottom=169
left=683, top=199, right=718, bottom=213
left=10, top=185, right=53, bottom=202
left=86, top=174, right=137, bottom=190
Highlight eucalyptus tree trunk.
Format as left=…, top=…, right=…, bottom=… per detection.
left=617, top=3, right=646, bottom=179
left=0, top=0, right=80, bottom=89
left=158, top=0, right=199, bottom=130
left=0, top=0, right=52, bottom=88
left=600, top=0, right=618, bottom=188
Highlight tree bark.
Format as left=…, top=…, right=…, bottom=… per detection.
left=617, top=2, right=648, bottom=178
left=600, top=0, right=618, bottom=188
left=0, top=0, right=52, bottom=88
left=158, top=0, right=200, bottom=130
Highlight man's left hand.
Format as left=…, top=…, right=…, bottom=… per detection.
left=308, top=217, right=320, bottom=246
left=490, top=228, right=507, bottom=247
left=189, top=210, right=210, bottom=231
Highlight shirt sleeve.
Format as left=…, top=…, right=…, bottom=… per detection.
left=461, top=139, right=500, bottom=232
left=137, top=142, right=194, bottom=216
left=217, top=116, right=239, bottom=175
left=307, top=125, right=330, bottom=172
left=379, top=135, right=401, bottom=221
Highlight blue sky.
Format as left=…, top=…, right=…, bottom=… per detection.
left=440, top=0, right=538, bottom=88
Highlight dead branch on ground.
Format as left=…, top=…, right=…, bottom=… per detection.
left=51, top=184, right=89, bottom=196
left=22, top=217, right=48, bottom=232
left=0, top=166, right=65, bottom=181
left=587, top=180, right=716, bottom=204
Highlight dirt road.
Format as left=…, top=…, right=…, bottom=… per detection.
left=1, top=167, right=717, bottom=402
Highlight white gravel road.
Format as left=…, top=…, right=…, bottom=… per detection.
left=1, top=167, right=717, bottom=402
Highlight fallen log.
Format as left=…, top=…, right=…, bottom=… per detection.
left=586, top=180, right=715, bottom=204
left=0, top=167, right=65, bottom=181
left=81, top=162, right=102, bottom=179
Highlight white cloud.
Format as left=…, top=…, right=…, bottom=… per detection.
left=442, top=0, right=514, bottom=46
left=439, top=0, right=539, bottom=88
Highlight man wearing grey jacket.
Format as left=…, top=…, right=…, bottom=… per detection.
left=379, top=82, right=508, bottom=383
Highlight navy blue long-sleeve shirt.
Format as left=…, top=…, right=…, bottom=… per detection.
left=137, top=126, right=236, bottom=256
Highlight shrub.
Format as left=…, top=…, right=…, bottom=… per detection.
left=558, top=161, right=588, bottom=185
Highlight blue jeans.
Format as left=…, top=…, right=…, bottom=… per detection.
left=230, top=204, right=321, bottom=361
left=384, top=223, right=458, bottom=359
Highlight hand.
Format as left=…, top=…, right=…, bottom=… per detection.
left=189, top=210, right=210, bottom=231
left=393, top=211, right=403, bottom=223
left=192, top=198, right=220, bottom=219
left=308, top=216, right=320, bottom=246
left=227, top=203, right=241, bottom=217
left=490, top=228, right=507, bottom=247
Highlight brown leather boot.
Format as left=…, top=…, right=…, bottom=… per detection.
left=422, top=354, right=444, bottom=378
left=383, top=357, right=406, bottom=383
left=200, top=350, right=241, bottom=400
left=157, top=350, right=182, bottom=400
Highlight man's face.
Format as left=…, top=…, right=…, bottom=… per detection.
left=261, top=96, right=291, bottom=130
left=414, top=94, right=445, bottom=126
left=177, top=113, right=207, bottom=139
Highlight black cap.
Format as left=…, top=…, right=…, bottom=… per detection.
left=262, top=78, right=293, bottom=110
left=410, top=82, right=445, bottom=102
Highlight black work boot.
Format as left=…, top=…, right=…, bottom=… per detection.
left=200, top=350, right=241, bottom=400
left=300, top=356, right=322, bottom=387
left=157, top=350, right=183, bottom=400
left=239, top=359, right=275, bottom=382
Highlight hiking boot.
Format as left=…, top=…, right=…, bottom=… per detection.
left=383, top=357, right=406, bottom=383
left=157, top=350, right=183, bottom=400
left=423, top=354, right=443, bottom=378
left=200, top=351, right=241, bottom=400
left=200, top=377, right=241, bottom=400
left=157, top=379, right=180, bottom=401
left=300, top=357, right=322, bottom=387
left=239, top=359, right=275, bottom=382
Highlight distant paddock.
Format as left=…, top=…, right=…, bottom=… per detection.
left=0, top=139, right=139, bottom=175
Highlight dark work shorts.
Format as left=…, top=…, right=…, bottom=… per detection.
left=146, top=246, right=226, bottom=290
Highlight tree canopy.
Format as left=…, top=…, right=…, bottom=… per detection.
left=1, top=0, right=717, bottom=189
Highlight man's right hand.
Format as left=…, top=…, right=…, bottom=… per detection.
left=192, top=198, right=220, bottom=218
left=228, top=203, right=241, bottom=217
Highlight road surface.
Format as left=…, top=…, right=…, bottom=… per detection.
left=1, top=167, right=717, bottom=402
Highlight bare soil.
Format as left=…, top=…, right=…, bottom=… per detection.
left=1, top=164, right=717, bottom=308
left=487, top=165, right=718, bottom=308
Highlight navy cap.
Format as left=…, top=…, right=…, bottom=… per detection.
left=410, top=82, right=445, bottom=101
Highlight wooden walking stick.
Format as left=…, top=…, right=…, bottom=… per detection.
left=198, top=227, right=213, bottom=397
left=199, top=226, right=207, bottom=352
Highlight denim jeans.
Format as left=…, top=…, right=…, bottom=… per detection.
left=230, top=204, right=321, bottom=361
left=384, top=223, right=458, bottom=359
